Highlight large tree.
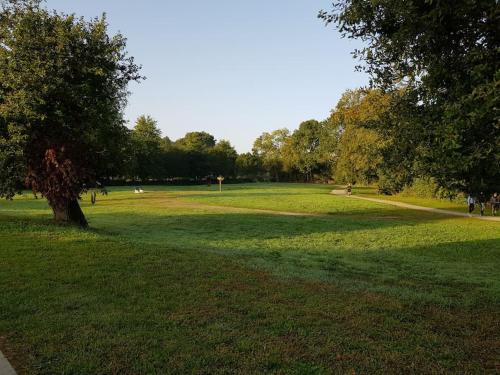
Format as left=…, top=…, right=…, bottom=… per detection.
left=175, top=131, right=216, bottom=152
left=252, top=129, right=290, bottom=181
left=329, top=89, right=390, bottom=185
left=210, top=140, right=237, bottom=177
left=236, top=152, right=261, bottom=179
left=320, top=0, right=500, bottom=193
left=175, top=131, right=216, bottom=179
left=286, top=120, right=336, bottom=181
left=0, top=0, right=141, bottom=226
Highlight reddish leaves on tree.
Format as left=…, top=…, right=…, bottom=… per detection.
left=26, top=146, right=88, bottom=210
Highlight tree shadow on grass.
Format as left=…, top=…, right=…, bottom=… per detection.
left=86, top=205, right=464, bottom=247
left=219, top=237, right=500, bottom=308
left=176, top=191, right=311, bottom=198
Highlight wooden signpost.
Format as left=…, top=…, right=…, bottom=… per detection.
left=217, top=176, right=225, bottom=192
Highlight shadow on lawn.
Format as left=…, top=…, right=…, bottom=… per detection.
left=86, top=206, right=455, bottom=244
left=175, top=191, right=318, bottom=198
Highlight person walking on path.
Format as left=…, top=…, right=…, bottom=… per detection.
left=346, top=183, right=353, bottom=196
left=467, top=194, right=476, bottom=215
left=491, top=193, right=499, bottom=216
left=478, top=192, right=487, bottom=216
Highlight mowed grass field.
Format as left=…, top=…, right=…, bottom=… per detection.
left=1, top=183, right=499, bottom=374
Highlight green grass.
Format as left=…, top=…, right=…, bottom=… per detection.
left=1, top=183, right=499, bottom=374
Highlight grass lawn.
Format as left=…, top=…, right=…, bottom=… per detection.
left=1, top=183, right=499, bottom=374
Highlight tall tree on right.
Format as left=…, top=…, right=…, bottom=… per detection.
left=320, top=0, right=499, bottom=193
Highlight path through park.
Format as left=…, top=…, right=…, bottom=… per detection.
left=159, top=196, right=325, bottom=218
left=330, top=189, right=500, bottom=222
left=0, top=350, right=16, bottom=375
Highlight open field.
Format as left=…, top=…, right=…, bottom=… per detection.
left=1, top=183, right=499, bottom=374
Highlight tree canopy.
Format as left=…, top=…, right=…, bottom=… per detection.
left=130, top=116, right=163, bottom=181
left=329, top=90, right=390, bottom=184
left=0, top=0, right=142, bottom=226
left=320, top=0, right=500, bottom=193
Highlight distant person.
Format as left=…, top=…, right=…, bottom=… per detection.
left=346, top=183, right=352, bottom=196
left=467, top=194, right=475, bottom=215
left=491, top=193, right=499, bottom=216
left=478, top=192, right=486, bottom=216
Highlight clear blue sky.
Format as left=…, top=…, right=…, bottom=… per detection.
left=45, top=0, right=367, bottom=152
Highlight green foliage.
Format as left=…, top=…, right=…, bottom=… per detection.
left=320, top=0, right=500, bottom=193
left=400, top=177, right=440, bottom=199
left=126, top=127, right=239, bottom=180
left=252, top=129, right=290, bottom=181
left=176, top=131, right=216, bottom=152
left=286, top=120, right=335, bottom=181
left=130, top=115, right=164, bottom=180
left=236, top=153, right=261, bottom=179
left=0, top=0, right=141, bottom=224
left=400, top=177, right=463, bottom=202
left=0, top=123, right=26, bottom=198
left=329, top=89, right=389, bottom=184
left=210, top=140, right=237, bottom=177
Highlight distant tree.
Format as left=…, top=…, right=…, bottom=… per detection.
left=329, top=90, right=390, bottom=185
left=286, top=120, right=331, bottom=181
left=252, top=129, right=290, bottom=181
left=236, top=153, right=261, bottom=179
left=210, top=140, right=237, bottom=177
left=160, top=136, right=173, bottom=151
left=0, top=0, right=141, bottom=226
left=176, top=131, right=216, bottom=152
left=320, top=0, right=500, bottom=193
left=130, top=115, right=163, bottom=180
left=175, top=131, right=216, bottom=179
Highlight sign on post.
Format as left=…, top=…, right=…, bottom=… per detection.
left=217, top=176, right=225, bottom=192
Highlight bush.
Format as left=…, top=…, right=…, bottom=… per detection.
left=377, top=174, right=404, bottom=195
left=400, top=177, right=438, bottom=198
left=400, top=177, right=462, bottom=201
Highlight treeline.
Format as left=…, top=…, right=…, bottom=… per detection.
left=118, top=89, right=387, bottom=186
left=123, top=116, right=238, bottom=183
left=123, top=79, right=498, bottom=199
left=117, top=89, right=390, bottom=187
left=113, top=0, right=500, bottom=198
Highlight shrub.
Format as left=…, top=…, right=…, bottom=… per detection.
left=400, top=177, right=462, bottom=201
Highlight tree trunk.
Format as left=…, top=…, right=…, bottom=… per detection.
left=51, top=199, right=88, bottom=228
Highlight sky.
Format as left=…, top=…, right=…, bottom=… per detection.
left=45, top=0, right=368, bottom=153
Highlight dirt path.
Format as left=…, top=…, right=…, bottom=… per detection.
left=0, top=350, right=16, bottom=375
left=331, top=189, right=500, bottom=222
left=156, top=197, right=324, bottom=218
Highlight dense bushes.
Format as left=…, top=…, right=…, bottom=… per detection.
left=400, top=178, right=463, bottom=201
